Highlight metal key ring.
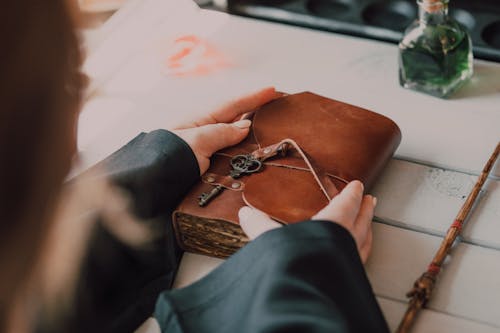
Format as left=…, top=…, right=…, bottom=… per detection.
left=230, top=154, right=263, bottom=173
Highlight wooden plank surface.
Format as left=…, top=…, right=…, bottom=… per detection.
left=366, top=223, right=500, bottom=328
left=378, top=297, right=499, bottom=333
left=372, top=159, right=500, bottom=249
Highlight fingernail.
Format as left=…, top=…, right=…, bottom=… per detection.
left=350, top=180, right=364, bottom=192
left=238, top=206, right=252, bottom=219
left=234, top=119, right=252, bottom=129
left=372, top=196, right=378, bottom=207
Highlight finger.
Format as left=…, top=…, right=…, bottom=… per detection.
left=239, top=206, right=282, bottom=240
left=171, top=119, right=253, bottom=175
left=204, top=87, right=279, bottom=126
left=238, top=91, right=287, bottom=121
left=312, top=180, right=365, bottom=228
left=353, top=195, right=377, bottom=260
left=197, top=119, right=252, bottom=156
left=359, top=223, right=373, bottom=264
left=174, top=87, right=280, bottom=130
left=354, top=195, right=376, bottom=230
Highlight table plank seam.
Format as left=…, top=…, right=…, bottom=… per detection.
left=394, top=156, right=500, bottom=181
left=376, top=294, right=500, bottom=329
left=373, top=217, right=500, bottom=252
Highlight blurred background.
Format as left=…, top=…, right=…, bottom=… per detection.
left=79, top=0, right=500, bottom=62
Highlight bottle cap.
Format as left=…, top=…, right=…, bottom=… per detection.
left=419, top=0, right=447, bottom=13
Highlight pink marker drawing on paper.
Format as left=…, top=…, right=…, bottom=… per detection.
left=164, top=35, right=228, bottom=77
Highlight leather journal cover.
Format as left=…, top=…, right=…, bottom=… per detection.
left=173, top=92, right=402, bottom=258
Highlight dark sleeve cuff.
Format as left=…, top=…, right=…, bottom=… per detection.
left=96, top=129, right=200, bottom=219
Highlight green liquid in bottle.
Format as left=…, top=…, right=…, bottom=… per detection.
left=398, top=1, right=473, bottom=98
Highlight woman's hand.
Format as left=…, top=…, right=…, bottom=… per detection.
left=239, top=180, right=376, bottom=264
left=172, top=87, right=280, bottom=175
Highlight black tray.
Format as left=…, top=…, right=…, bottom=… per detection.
left=227, top=0, right=500, bottom=62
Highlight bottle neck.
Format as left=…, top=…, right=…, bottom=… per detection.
left=418, top=0, right=448, bottom=25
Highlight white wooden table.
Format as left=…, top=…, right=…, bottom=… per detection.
left=80, top=1, right=500, bottom=331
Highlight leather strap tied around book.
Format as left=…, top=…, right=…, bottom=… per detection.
left=202, top=138, right=342, bottom=200
left=173, top=92, right=402, bottom=258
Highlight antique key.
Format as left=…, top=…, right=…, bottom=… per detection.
left=198, top=154, right=263, bottom=207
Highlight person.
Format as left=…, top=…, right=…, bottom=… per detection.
left=0, top=1, right=388, bottom=332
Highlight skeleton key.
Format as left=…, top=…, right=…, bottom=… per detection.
left=198, top=154, right=263, bottom=207
left=198, top=185, right=225, bottom=207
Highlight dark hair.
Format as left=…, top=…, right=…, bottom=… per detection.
left=0, top=1, right=83, bottom=329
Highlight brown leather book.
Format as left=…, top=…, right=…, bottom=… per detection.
left=173, top=92, right=401, bottom=258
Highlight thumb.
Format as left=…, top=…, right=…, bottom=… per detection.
left=201, top=119, right=252, bottom=155
left=239, top=206, right=282, bottom=240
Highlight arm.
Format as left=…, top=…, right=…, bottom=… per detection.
left=227, top=180, right=382, bottom=332
left=154, top=181, right=386, bottom=333
left=154, top=221, right=388, bottom=333
left=65, top=88, right=280, bottom=333
left=246, top=221, right=388, bottom=333
left=98, top=129, right=199, bottom=218
left=67, top=130, right=199, bottom=333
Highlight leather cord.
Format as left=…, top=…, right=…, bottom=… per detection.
left=252, top=139, right=340, bottom=200
left=207, top=139, right=345, bottom=200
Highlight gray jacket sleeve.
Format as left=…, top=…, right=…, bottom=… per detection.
left=62, top=130, right=200, bottom=333
left=155, top=221, right=390, bottom=333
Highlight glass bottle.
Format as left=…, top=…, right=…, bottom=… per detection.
left=398, top=0, right=473, bottom=98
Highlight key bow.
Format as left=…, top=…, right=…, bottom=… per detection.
left=230, top=154, right=263, bottom=178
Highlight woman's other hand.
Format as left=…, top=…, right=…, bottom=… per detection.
left=239, top=180, right=376, bottom=264
left=312, top=180, right=376, bottom=264
left=172, top=87, right=280, bottom=175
